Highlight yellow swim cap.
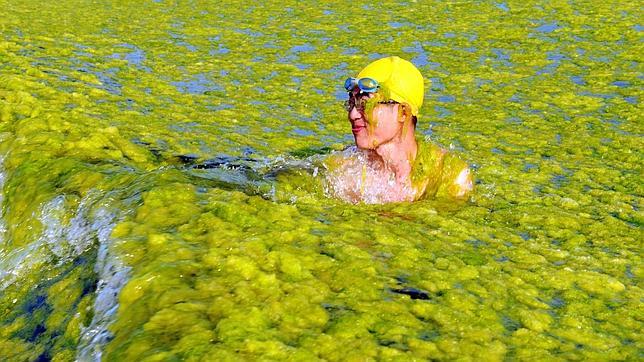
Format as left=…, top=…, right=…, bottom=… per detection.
left=356, top=56, right=424, bottom=116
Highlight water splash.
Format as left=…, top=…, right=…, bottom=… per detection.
left=323, top=146, right=415, bottom=204
left=76, top=207, right=128, bottom=362
left=0, top=181, right=128, bottom=360
left=0, top=156, right=7, bottom=243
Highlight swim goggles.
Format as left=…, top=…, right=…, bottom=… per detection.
left=344, top=77, right=379, bottom=93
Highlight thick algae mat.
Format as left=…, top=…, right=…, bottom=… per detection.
left=0, top=0, right=642, bottom=360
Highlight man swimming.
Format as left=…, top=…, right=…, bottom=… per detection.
left=324, top=56, right=473, bottom=204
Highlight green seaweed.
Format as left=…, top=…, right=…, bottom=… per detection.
left=0, top=0, right=642, bottom=361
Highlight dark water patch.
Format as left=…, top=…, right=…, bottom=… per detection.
left=536, top=51, right=567, bottom=75
left=505, top=116, right=522, bottom=124
left=523, top=163, right=538, bottom=172
left=434, top=105, right=454, bottom=119
left=437, top=95, right=455, bottom=103
left=40, top=54, right=124, bottom=96
left=601, top=246, right=620, bottom=257
left=5, top=249, right=98, bottom=357
left=501, top=315, right=522, bottom=332
left=320, top=61, right=348, bottom=81
left=612, top=80, right=630, bottom=88
left=232, top=28, right=263, bottom=38
left=262, top=41, right=280, bottom=49
left=171, top=73, right=222, bottom=94
left=465, top=239, right=488, bottom=248
left=623, top=96, right=637, bottom=104
left=475, top=78, right=493, bottom=88
left=549, top=296, right=566, bottom=309
left=528, top=21, right=562, bottom=43
left=168, top=31, right=197, bottom=52
left=34, top=351, right=50, bottom=362
left=24, top=294, right=48, bottom=314
left=291, top=128, right=315, bottom=137
left=209, top=43, right=230, bottom=55
left=334, top=88, right=347, bottom=101
left=490, top=48, right=513, bottom=68
left=391, top=287, right=431, bottom=300
left=174, top=154, right=199, bottom=164
left=429, top=77, right=445, bottom=92
left=206, top=103, right=234, bottom=111
left=168, top=122, right=199, bottom=133
left=388, top=21, right=410, bottom=29
left=192, top=155, right=258, bottom=170
left=131, top=138, right=163, bottom=160
left=261, top=70, right=278, bottom=80
left=341, top=47, right=359, bottom=55
left=403, top=41, right=431, bottom=68
left=290, top=43, right=315, bottom=54
left=495, top=255, right=509, bottom=262
left=298, top=109, right=322, bottom=123
left=509, top=94, right=522, bottom=103
left=462, top=45, right=478, bottom=53
left=117, top=98, right=136, bottom=111
left=571, top=75, right=586, bottom=85
left=28, top=324, right=48, bottom=343
left=535, top=22, right=561, bottom=33
left=368, top=52, right=386, bottom=60
left=109, top=43, right=150, bottom=71
left=550, top=174, right=568, bottom=187
left=496, top=2, right=509, bottom=11
left=418, top=329, right=440, bottom=341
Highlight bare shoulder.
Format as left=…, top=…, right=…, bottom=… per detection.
left=412, top=139, right=474, bottom=199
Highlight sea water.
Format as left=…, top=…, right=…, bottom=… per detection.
left=0, top=1, right=641, bottom=360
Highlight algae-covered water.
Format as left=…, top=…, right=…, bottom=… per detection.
left=1, top=0, right=642, bottom=361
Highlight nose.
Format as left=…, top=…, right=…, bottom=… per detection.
left=348, top=104, right=362, bottom=121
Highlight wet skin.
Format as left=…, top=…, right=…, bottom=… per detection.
left=346, top=88, right=473, bottom=198
left=347, top=89, right=404, bottom=150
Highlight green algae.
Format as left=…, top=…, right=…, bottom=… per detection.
left=0, top=0, right=642, bottom=361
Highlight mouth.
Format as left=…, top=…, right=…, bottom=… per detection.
left=351, top=122, right=366, bottom=133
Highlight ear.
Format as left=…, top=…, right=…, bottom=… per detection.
left=398, top=103, right=412, bottom=124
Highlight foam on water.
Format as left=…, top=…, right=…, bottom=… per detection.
left=1, top=191, right=121, bottom=290
left=0, top=196, right=67, bottom=291
left=0, top=178, right=129, bottom=360
left=76, top=208, right=129, bottom=362
left=0, top=156, right=6, bottom=243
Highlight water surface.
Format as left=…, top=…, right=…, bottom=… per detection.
left=0, top=0, right=641, bottom=360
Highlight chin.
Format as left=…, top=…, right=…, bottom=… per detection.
left=354, top=137, right=374, bottom=150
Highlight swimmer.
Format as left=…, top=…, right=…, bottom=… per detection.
left=325, top=56, right=473, bottom=203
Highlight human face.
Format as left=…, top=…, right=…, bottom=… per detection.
left=346, top=89, right=402, bottom=149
